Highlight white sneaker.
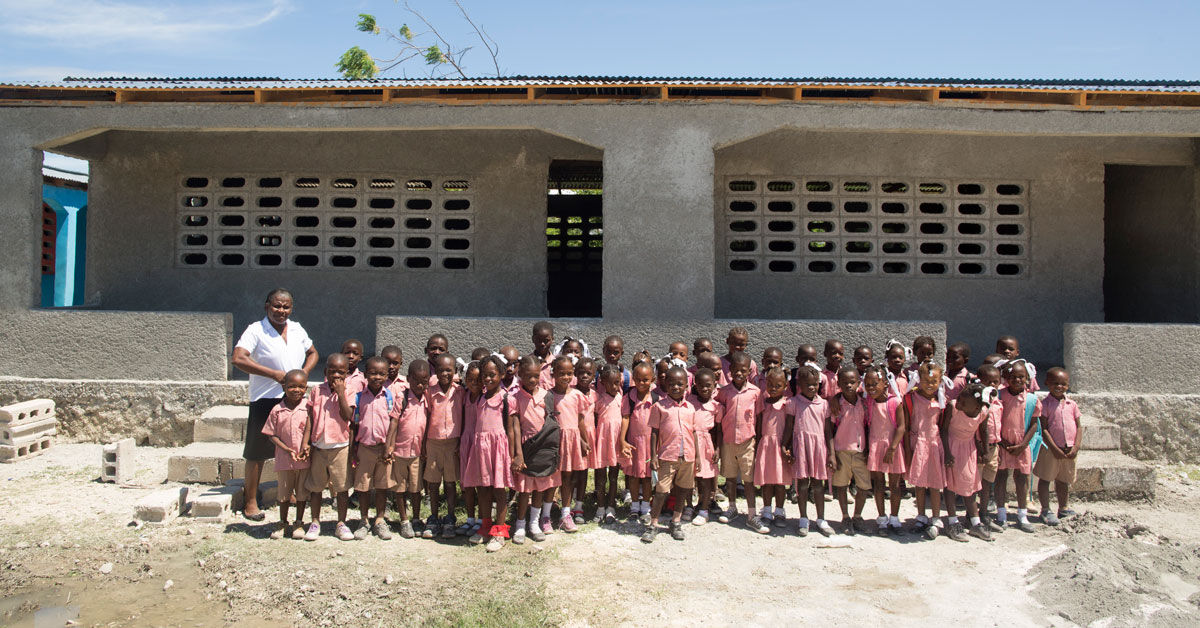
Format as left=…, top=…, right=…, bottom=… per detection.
left=816, top=520, right=835, bottom=537
left=485, top=535, right=505, bottom=552
left=692, top=511, right=708, bottom=526
left=718, top=506, right=738, bottom=524
left=511, top=526, right=526, bottom=545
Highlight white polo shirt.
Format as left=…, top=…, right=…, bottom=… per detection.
left=235, top=317, right=313, bottom=401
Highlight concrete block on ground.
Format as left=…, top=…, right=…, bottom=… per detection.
left=101, top=437, right=136, bottom=483
left=1003, top=450, right=1155, bottom=502
left=167, top=442, right=276, bottom=484
left=135, top=487, right=190, bottom=525
left=1079, top=416, right=1121, bottom=451
left=0, top=415, right=57, bottom=446
left=0, top=399, right=55, bottom=425
left=258, top=481, right=278, bottom=508
left=194, top=405, right=248, bottom=443
left=190, top=485, right=245, bottom=521
left=0, top=432, right=55, bottom=463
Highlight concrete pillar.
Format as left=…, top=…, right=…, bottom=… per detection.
left=0, top=138, right=42, bottom=309
left=601, top=125, right=715, bottom=319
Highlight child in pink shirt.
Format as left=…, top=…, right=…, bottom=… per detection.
left=995, top=360, right=1042, bottom=533
left=719, top=327, right=759, bottom=386
left=530, top=321, right=556, bottom=390
left=1035, top=367, right=1083, bottom=526
left=424, top=353, right=464, bottom=540
left=754, top=368, right=794, bottom=532
left=830, top=367, right=871, bottom=535
left=641, top=367, right=697, bottom=543
left=571, top=357, right=597, bottom=525
left=884, top=342, right=910, bottom=398
left=996, top=335, right=1039, bottom=391
left=549, top=356, right=591, bottom=533
left=688, top=368, right=722, bottom=526
left=820, top=340, right=844, bottom=400
left=862, top=366, right=907, bottom=535
left=620, top=362, right=658, bottom=522
left=785, top=366, right=834, bottom=537
left=511, top=355, right=563, bottom=543
left=975, top=364, right=1005, bottom=533
left=380, top=345, right=407, bottom=395
left=497, top=346, right=522, bottom=396
left=465, top=356, right=515, bottom=552
left=591, top=365, right=625, bottom=524
left=261, top=369, right=311, bottom=540
left=944, top=342, right=972, bottom=401
left=386, top=360, right=431, bottom=540
left=940, top=381, right=992, bottom=542
left=901, top=361, right=947, bottom=540
left=302, top=353, right=355, bottom=542
left=751, top=347, right=785, bottom=390
left=905, top=336, right=936, bottom=383
left=714, top=352, right=762, bottom=527
left=350, top=357, right=396, bottom=540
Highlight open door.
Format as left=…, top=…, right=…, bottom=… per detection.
left=546, top=160, right=602, bottom=317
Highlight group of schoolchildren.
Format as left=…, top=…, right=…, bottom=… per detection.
left=260, top=322, right=1083, bottom=551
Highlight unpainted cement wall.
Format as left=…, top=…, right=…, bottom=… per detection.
left=0, top=309, right=231, bottom=380
left=376, top=316, right=945, bottom=369
left=1065, top=323, right=1200, bottom=394
left=1074, top=392, right=1200, bottom=463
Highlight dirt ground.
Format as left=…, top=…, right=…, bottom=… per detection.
left=1, top=444, right=1198, bottom=627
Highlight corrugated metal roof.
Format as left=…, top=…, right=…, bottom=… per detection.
left=2, top=75, right=1198, bottom=93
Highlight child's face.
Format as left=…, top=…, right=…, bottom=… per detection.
left=1004, top=364, right=1029, bottom=393
left=852, top=348, right=873, bottom=372
left=425, top=337, right=448, bottom=361
left=283, top=373, right=308, bottom=402
left=603, top=340, right=624, bottom=365
left=464, top=368, right=483, bottom=396
left=886, top=347, right=905, bottom=372
left=434, top=356, right=456, bottom=387
left=797, top=372, right=820, bottom=400
left=863, top=371, right=886, bottom=400
left=946, top=346, right=967, bottom=372
left=669, top=342, right=688, bottom=362
left=698, top=354, right=722, bottom=372
left=979, top=369, right=1001, bottom=389
left=694, top=339, right=713, bottom=356
left=1047, top=370, right=1070, bottom=399
left=408, top=368, right=430, bottom=397
left=665, top=370, right=687, bottom=401
left=838, top=370, right=860, bottom=397
left=656, top=362, right=670, bottom=389
left=519, top=363, right=541, bottom=393
left=726, top=333, right=748, bottom=354
left=914, top=343, right=934, bottom=363
left=382, top=351, right=403, bottom=380
left=996, top=338, right=1019, bottom=359
left=481, top=362, right=503, bottom=393
left=324, top=360, right=348, bottom=385
left=765, top=372, right=787, bottom=398
left=824, top=342, right=844, bottom=367
left=796, top=346, right=817, bottom=365
left=532, top=328, right=554, bottom=356
left=365, top=361, right=388, bottom=392
left=729, top=358, right=751, bottom=387
left=694, top=373, right=716, bottom=401
left=575, top=362, right=595, bottom=391
left=341, top=342, right=363, bottom=369
left=502, top=350, right=520, bottom=380
left=562, top=340, right=583, bottom=357
left=552, top=361, right=574, bottom=392
left=917, top=368, right=942, bottom=397
left=632, top=366, right=654, bottom=395
left=762, top=350, right=783, bottom=371
left=602, top=371, right=622, bottom=396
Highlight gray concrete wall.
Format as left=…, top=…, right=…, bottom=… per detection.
left=376, top=315, right=944, bottom=368
left=0, top=310, right=232, bottom=380
left=1103, top=165, right=1199, bottom=322
left=1065, top=323, right=1200, bottom=394
left=714, top=131, right=1197, bottom=369
left=0, top=376, right=246, bottom=446
left=1074, top=392, right=1200, bottom=463
left=0, top=134, right=41, bottom=310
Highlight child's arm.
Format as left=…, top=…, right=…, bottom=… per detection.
left=782, top=413, right=795, bottom=463
left=267, top=434, right=298, bottom=462
left=577, top=409, right=590, bottom=456
left=649, top=428, right=659, bottom=471
left=1039, top=415, right=1067, bottom=459
left=619, top=412, right=633, bottom=458
left=332, top=378, right=354, bottom=423
left=383, top=404, right=398, bottom=463
left=1067, top=410, right=1083, bottom=459
left=754, top=411, right=764, bottom=448
left=975, top=415, right=989, bottom=462
left=890, top=403, right=909, bottom=466
left=824, top=413, right=836, bottom=470
left=507, top=408, right=524, bottom=473
left=710, top=421, right=723, bottom=463
left=1012, top=415, right=1041, bottom=453
left=302, top=394, right=315, bottom=453
left=939, top=405, right=954, bottom=467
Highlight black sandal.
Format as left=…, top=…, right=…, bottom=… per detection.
left=243, top=510, right=266, bottom=522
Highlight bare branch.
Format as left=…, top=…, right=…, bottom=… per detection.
left=451, top=0, right=501, bottom=77
left=403, top=1, right=468, bottom=79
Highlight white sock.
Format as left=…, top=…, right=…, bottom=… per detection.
left=889, top=515, right=901, bottom=527
left=876, top=516, right=888, bottom=527
left=996, top=507, right=1008, bottom=523
left=775, top=507, right=785, bottom=518
left=934, top=518, right=945, bottom=529
left=698, top=509, right=708, bottom=518
left=799, top=517, right=809, bottom=528
left=817, top=518, right=827, bottom=527
left=948, top=516, right=959, bottom=525
left=528, top=505, right=537, bottom=522
left=541, top=502, right=553, bottom=518
left=515, top=519, right=526, bottom=530
left=1017, top=508, right=1029, bottom=523
left=916, top=514, right=929, bottom=525
left=970, top=517, right=981, bottom=527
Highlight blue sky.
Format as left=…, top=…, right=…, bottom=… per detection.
left=2, top=0, right=1198, bottom=82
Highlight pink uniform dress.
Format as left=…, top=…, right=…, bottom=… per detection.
left=865, top=395, right=906, bottom=475
left=754, top=395, right=795, bottom=486
left=998, top=388, right=1042, bottom=474
left=621, top=390, right=656, bottom=478
left=590, top=389, right=623, bottom=468
left=462, top=390, right=514, bottom=489
left=578, top=388, right=597, bottom=466
left=690, top=395, right=721, bottom=479
left=888, top=370, right=910, bottom=398
left=513, top=387, right=561, bottom=492
left=458, top=392, right=479, bottom=482
left=791, top=394, right=830, bottom=481
left=905, top=393, right=946, bottom=490
left=944, top=368, right=972, bottom=401
left=944, top=401, right=987, bottom=497
left=553, top=388, right=589, bottom=472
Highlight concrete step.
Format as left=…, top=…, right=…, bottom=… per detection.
left=193, top=405, right=248, bottom=443
left=167, top=442, right=275, bottom=484
left=1079, top=415, right=1121, bottom=451
left=1003, top=449, right=1155, bottom=502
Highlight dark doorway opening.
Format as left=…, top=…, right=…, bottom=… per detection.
left=546, top=160, right=603, bottom=317
left=1103, top=165, right=1198, bottom=322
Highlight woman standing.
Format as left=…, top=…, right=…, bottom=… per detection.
left=231, top=288, right=319, bottom=521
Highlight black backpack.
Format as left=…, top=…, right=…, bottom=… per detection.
left=520, top=390, right=561, bottom=478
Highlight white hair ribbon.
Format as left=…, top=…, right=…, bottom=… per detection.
left=887, top=339, right=914, bottom=363
left=552, top=336, right=592, bottom=360
left=490, top=351, right=508, bottom=365
left=455, top=357, right=470, bottom=374
left=659, top=356, right=689, bottom=370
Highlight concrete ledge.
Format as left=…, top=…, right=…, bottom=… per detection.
left=1073, top=392, right=1200, bottom=463
left=194, top=405, right=248, bottom=443
left=1079, top=416, right=1121, bottom=451
left=1070, top=450, right=1156, bottom=501
left=1066, top=323, right=1200, bottom=394
left=167, top=442, right=275, bottom=484
left=0, top=377, right=247, bottom=446
left=377, top=316, right=945, bottom=367
left=0, top=309, right=232, bottom=381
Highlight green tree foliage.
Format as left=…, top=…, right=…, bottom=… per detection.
left=336, top=1, right=500, bottom=79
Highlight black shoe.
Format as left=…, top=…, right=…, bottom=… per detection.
left=640, top=524, right=658, bottom=544
left=670, top=521, right=685, bottom=541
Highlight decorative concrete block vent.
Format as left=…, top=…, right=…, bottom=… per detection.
left=176, top=174, right=474, bottom=272
left=0, top=399, right=57, bottom=463
left=101, top=437, right=136, bottom=484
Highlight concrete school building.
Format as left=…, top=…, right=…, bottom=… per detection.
left=0, top=76, right=1198, bottom=461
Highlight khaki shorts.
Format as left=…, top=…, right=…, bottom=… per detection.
left=832, top=450, right=871, bottom=490
left=306, top=446, right=351, bottom=495
left=720, top=439, right=755, bottom=480
left=353, top=444, right=395, bottom=492
left=390, top=456, right=422, bottom=493
left=655, top=459, right=695, bottom=493
left=424, top=438, right=460, bottom=484
left=981, top=443, right=1000, bottom=483
left=276, top=468, right=311, bottom=502
left=1034, top=451, right=1078, bottom=484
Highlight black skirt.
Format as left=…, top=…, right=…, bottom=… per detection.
left=243, top=397, right=281, bottom=461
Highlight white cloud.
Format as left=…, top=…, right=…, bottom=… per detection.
left=0, top=0, right=292, bottom=47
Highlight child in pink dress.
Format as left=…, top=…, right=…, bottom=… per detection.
left=820, top=340, right=845, bottom=400
left=457, top=362, right=482, bottom=537
left=995, top=360, right=1042, bottom=533
left=620, top=362, right=657, bottom=523
left=830, top=367, right=871, bottom=535
left=591, top=365, right=624, bottom=524
left=862, top=366, right=907, bottom=535
left=510, top=355, right=562, bottom=543
left=940, top=380, right=993, bottom=542
left=688, top=368, right=722, bottom=526
left=261, top=369, right=311, bottom=540
left=901, top=361, right=947, bottom=540
left=549, top=356, right=590, bottom=533
left=944, top=342, right=972, bottom=401
left=1035, top=367, right=1083, bottom=527
left=751, top=347, right=785, bottom=390
left=996, top=335, right=1039, bottom=391
left=784, top=366, right=834, bottom=537
left=884, top=343, right=910, bottom=398
left=571, top=357, right=597, bottom=525
left=465, top=356, right=515, bottom=551
left=754, top=368, right=794, bottom=531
